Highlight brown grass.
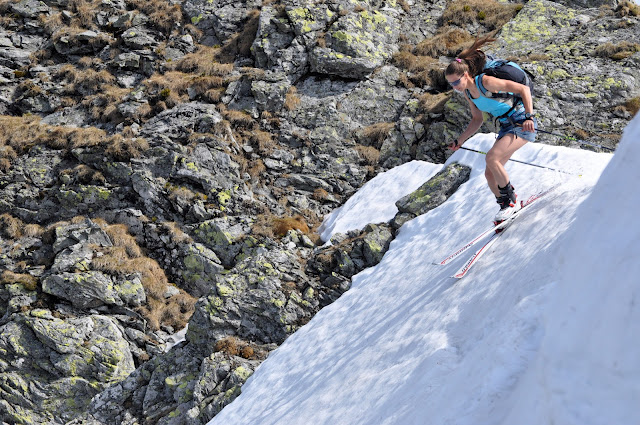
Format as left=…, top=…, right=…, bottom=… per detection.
left=616, top=0, right=640, bottom=17
left=124, top=0, right=184, bottom=34
left=251, top=130, right=277, bottom=154
left=624, top=96, right=640, bottom=116
left=38, top=12, right=65, bottom=35
left=0, top=213, right=23, bottom=239
left=312, top=188, right=330, bottom=201
left=104, top=223, right=143, bottom=258
left=0, top=158, right=10, bottom=172
left=594, top=41, right=640, bottom=60
left=225, top=109, right=255, bottom=129
left=105, top=135, right=149, bottom=161
left=161, top=221, right=193, bottom=244
left=82, top=85, right=131, bottom=122
left=398, top=0, right=411, bottom=13
left=392, top=51, right=443, bottom=87
left=1, top=270, right=39, bottom=291
left=23, top=224, right=44, bottom=238
left=248, top=159, right=267, bottom=179
left=68, top=0, right=100, bottom=28
left=414, top=27, right=474, bottom=58
left=360, top=122, right=394, bottom=148
left=0, top=113, right=148, bottom=163
left=273, top=215, right=310, bottom=237
left=91, top=226, right=196, bottom=331
left=214, top=336, right=259, bottom=360
left=172, top=45, right=234, bottom=77
left=217, top=9, right=261, bottom=63
left=355, top=145, right=381, bottom=166
left=62, top=164, right=106, bottom=185
left=417, top=92, right=450, bottom=115
left=440, top=0, right=522, bottom=30
left=284, top=86, right=301, bottom=111
left=52, top=26, right=111, bottom=51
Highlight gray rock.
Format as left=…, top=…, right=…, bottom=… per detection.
left=42, top=271, right=122, bottom=309
left=141, top=102, right=222, bottom=142
left=395, top=162, right=471, bottom=217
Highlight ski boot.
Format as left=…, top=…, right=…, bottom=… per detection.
left=494, top=182, right=521, bottom=232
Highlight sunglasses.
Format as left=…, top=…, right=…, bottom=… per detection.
left=448, top=73, right=465, bottom=87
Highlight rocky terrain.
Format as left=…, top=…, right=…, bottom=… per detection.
left=0, top=0, right=638, bottom=423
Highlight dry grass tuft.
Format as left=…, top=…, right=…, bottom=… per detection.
left=215, top=336, right=259, bottom=359
left=0, top=213, right=23, bottom=239
left=616, top=0, right=640, bottom=17
left=594, top=41, right=640, bottom=60
left=217, top=9, right=261, bottom=63
left=312, top=188, right=330, bottom=201
left=273, top=215, right=310, bottom=237
left=0, top=115, right=149, bottom=164
left=355, top=145, right=381, bottom=166
left=440, top=0, right=522, bottom=30
left=251, top=130, right=277, bottom=154
left=415, top=27, right=474, bottom=58
left=392, top=51, right=444, bottom=87
left=124, top=0, right=184, bottom=34
left=105, top=135, right=149, bottom=161
left=104, top=223, right=142, bottom=258
left=172, top=45, right=234, bottom=76
left=224, top=109, right=255, bottom=129
left=91, top=222, right=196, bottom=331
left=623, top=96, right=640, bottom=116
left=161, top=221, right=193, bottom=244
left=284, top=86, right=301, bottom=111
left=63, top=164, right=106, bottom=185
left=24, top=224, right=44, bottom=238
left=1, top=270, right=39, bottom=291
left=248, top=159, right=267, bottom=179
left=417, top=92, right=450, bottom=115
left=360, top=122, right=394, bottom=148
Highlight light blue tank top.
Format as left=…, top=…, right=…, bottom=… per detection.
left=466, top=75, right=524, bottom=120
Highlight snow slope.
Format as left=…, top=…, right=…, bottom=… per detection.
left=208, top=115, right=638, bottom=425
left=318, top=160, right=442, bottom=242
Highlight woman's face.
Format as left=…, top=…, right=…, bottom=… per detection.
left=446, top=71, right=468, bottom=92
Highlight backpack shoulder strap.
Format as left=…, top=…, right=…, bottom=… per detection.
left=475, top=74, right=493, bottom=98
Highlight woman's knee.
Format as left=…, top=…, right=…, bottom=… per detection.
left=485, top=151, right=500, bottom=168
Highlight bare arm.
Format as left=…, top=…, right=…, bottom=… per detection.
left=481, top=75, right=535, bottom=132
left=449, top=96, right=484, bottom=150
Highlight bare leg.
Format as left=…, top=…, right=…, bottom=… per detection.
left=485, top=133, right=528, bottom=196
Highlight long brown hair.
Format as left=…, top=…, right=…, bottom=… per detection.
left=445, top=35, right=496, bottom=77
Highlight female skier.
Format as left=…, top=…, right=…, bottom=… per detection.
left=445, top=36, right=538, bottom=223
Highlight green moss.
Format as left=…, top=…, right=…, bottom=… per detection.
left=333, top=30, right=353, bottom=43
left=204, top=295, right=224, bottom=316
left=216, top=283, right=234, bottom=297
left=233, top=365, right=252, bottom=381
left=549, top=68, right=570, bottom=80
left=270, top=298, right=285, bottom=308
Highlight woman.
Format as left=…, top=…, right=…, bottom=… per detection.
left=445, top=36, right=537, bottom=223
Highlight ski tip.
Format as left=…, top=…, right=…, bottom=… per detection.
left=451, top=274, right=464, bottom=279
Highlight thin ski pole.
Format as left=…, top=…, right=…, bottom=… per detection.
left=459, top=146, right=582, bottom=177
left=515, top=125, right=616, bottom=152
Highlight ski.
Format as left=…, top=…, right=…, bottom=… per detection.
left=451, top=216, right=518, bottom=279
left=434, top=219, right=511, bottom=266
left=435, top=184, right=560, bottom=267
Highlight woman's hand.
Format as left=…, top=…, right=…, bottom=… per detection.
left=448, top=139, right=460, bottom=151
left=522, top=118, right=535, bottom=133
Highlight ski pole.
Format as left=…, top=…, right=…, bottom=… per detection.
left=459, top=146, right=582, bottom=177
left=517, top=126, right=616, bottom=152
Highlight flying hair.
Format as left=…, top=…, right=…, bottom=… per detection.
left=445, top=35, right=497, bottom=77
